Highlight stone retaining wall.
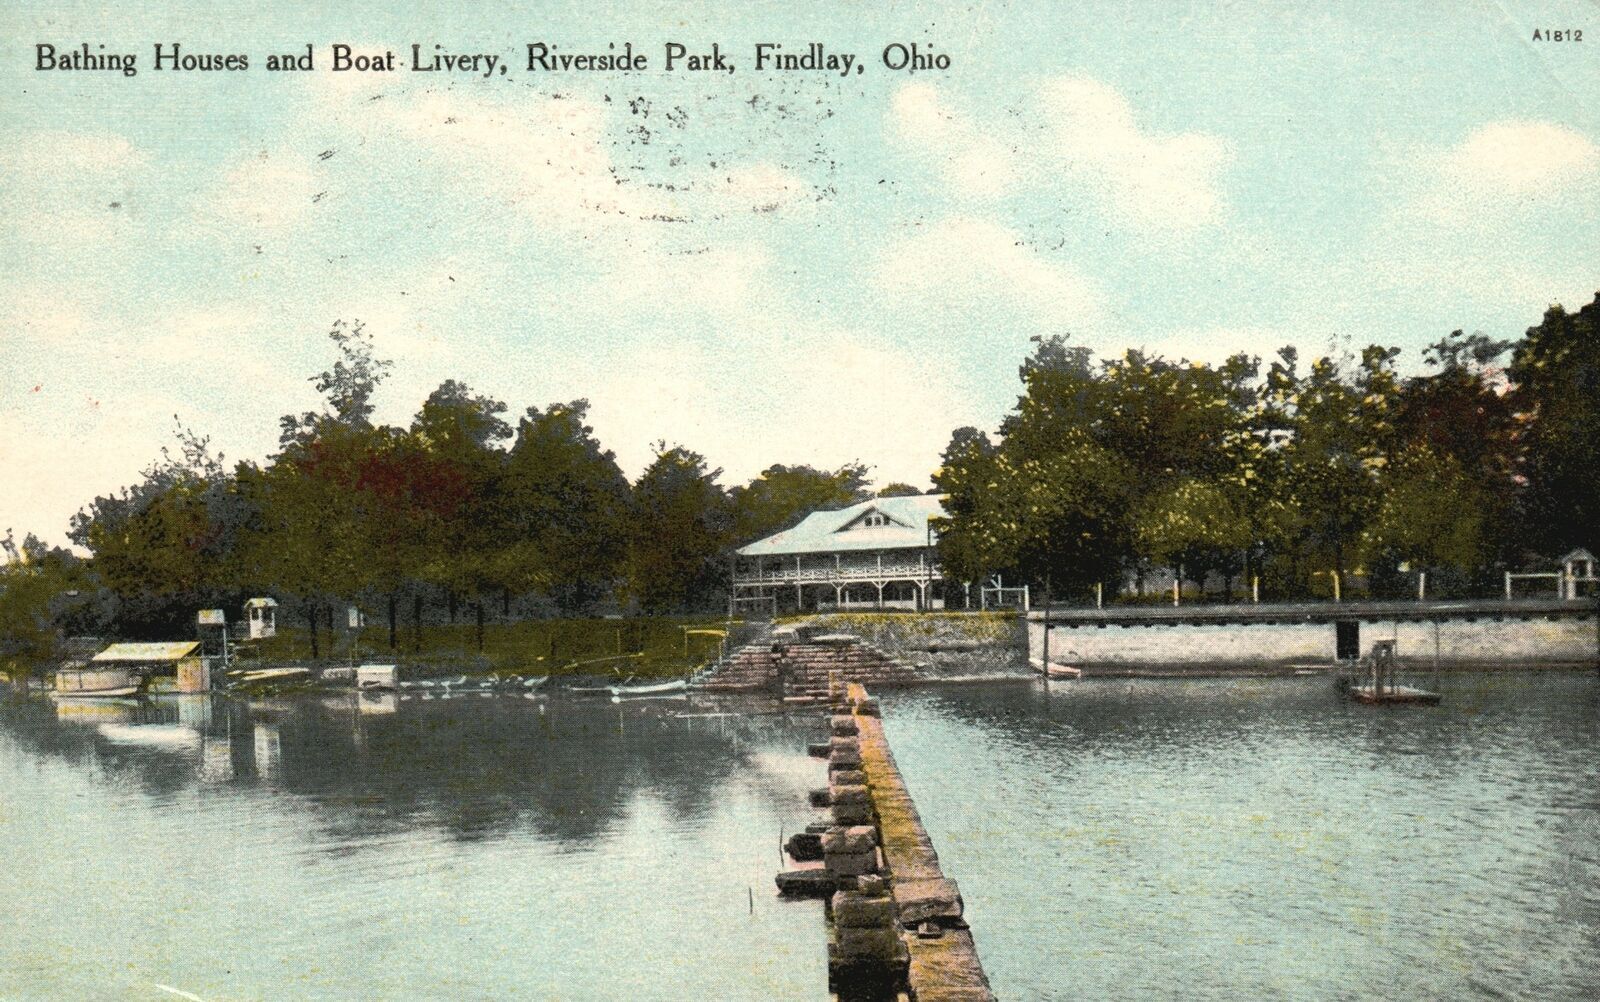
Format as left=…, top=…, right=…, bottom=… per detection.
left=1029, top=600, right=1598, bottom=672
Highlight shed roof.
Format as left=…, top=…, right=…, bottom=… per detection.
left=1559, top=548, right=1595, bottom=563
left=92, top=641, right=201, bottom=663
left=737, top=494, right=946, bottom=557
left=244, top=597, right=279, bottom=608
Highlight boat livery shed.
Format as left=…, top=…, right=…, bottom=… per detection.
left=92, top=641, right=208, bottom=692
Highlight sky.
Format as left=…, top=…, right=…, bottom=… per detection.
left=3, top=0, right=1598, bottom=546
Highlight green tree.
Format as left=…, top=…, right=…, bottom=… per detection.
left=1508, top=294, right=1600, bottom=556
left=409, top=380, right=512, bottom=649
left=876, top=482, right=925, bottom=498
left=0, top=531, right=98, bottom=685
left=930, top=426, right=1002, bottom=586
left=499, top=400, right=634, bottom=612
left=626, top=444, right=732, bottom=613
left=729, top=463, right=871, bottom=546
left=1134, top=478, right=1252, bottom=597
left=255, top=320, right=398, bottom=656
left=69, top=420, right=249, bottom=633
left=1365, top=443, right=1490, bottom=595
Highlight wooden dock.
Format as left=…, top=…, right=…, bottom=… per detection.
left=1348, top=640, right=1441, bottom=705
left=1349, top=685, right=1441, bottom=705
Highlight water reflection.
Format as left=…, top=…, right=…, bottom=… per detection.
left=1, top=690, right=830, bottom=1001
left=8, top=690, right=824, bottom=850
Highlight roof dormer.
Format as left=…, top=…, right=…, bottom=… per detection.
left=838, top=506, right=904, bottom=532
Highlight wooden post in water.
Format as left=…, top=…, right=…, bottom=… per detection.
left=1096, top=581, right=1103, bottom=610
left=1332, top=571, right=1341, bottom=603
left=1042, top=577, right=1052, bottom=668
left=1418, top=571, right=1426, bottom=601
left=1252, top=575, right=1259, bottom=604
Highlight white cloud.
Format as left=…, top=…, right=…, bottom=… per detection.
left=1415, top=121, right=1599, bottom=222
left=889, top=83, right=1020, bottom=197
left=0, top=130, right=146, bottom=175
left=876, top=217, right=1104, bottom=329
left=603, top=241, right=775, bottom=321
left=373, top=90, right=666, bottom=226
left=1037, top=76, right=1231, bottom=231
left=1443, top=121, right=1598, bottom=193
left=886, top=78, right=1230, bottom=232
left=0, top=389, right=199, bottom=545
left=0, top=130, right=151, bottom=248
left=206, top=155, right=319, bottom=231
left=585, top=330, right=965, bottom=488
left=709, top=163, right=816, bottom=214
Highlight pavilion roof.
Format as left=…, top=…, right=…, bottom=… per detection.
left=737, top=494, right=946, bottom=557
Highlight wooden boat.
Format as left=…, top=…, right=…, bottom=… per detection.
left=54, top=666, right=142, bottom=698
left=522, top=674, right=549, bottom=689
left=52, top=683, right=141, bottom=698
left=608, top=679, right=689, bottom=697
left=1029, top=658, right=1082, bottom=680
left=233, top=667, right=311, bottom=686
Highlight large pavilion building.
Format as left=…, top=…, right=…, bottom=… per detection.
left=731, top=493, right=948, bottom=614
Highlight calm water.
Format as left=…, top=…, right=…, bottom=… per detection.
left=0, top=691, right=828, bottom=1001
left=882, top=672, right=1600, bottom=1001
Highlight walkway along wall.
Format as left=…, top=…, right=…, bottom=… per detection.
left=777, top=678, right=995, bottom=1002
left=1027, top=598, right=1599, bottom=672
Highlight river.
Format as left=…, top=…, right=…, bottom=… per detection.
left=0, top=691, right=827, bottom=1001
left=5, top=672, right=1597, bottom=1000
left=881, top=671, right=1600, bottom=1001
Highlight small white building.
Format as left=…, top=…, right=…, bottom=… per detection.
left=244, top=597, right=278, bottom=640
left=1560, top=548, right=1597, bottom=599
left=731, top=494, right=947, bottom=613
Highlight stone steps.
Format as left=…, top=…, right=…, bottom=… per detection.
left=694, top=636, right=924, bottom=697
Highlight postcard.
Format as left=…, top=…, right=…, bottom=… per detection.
left=3, top=2, right=1597, bottom=1000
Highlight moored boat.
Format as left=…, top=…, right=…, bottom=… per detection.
left=608, top=679, right=689, bottom=698
left=1029, top=658, right=1082, bottom=680
left=53, top=666, right=142, bottom=698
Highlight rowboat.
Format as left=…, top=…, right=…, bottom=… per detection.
left=54, top=665, right=143, bottom=698
left=1029, top=658, right=1083, bottom=680
left=608, top=679, right=689, bottom=698
left=51, top=684, right=141, bottom=699
left=234, top=667, right=311, bottom=686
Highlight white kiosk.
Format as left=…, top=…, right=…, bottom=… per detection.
left=244, top=597, right=278, bottom=640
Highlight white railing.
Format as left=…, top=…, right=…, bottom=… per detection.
left=733, top=562, right=939, bottom=585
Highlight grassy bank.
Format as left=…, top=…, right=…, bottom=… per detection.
left=247, top=616, right=740, bottom=680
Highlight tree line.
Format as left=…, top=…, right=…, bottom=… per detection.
left=4, top=321, right=893, bottom=658
left=934, top=295, right=1600, bottom=604
left=3, top=294, right=1597, bottom=667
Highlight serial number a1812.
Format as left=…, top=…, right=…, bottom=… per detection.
left=1531, top=28, right=1582, bottom=41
